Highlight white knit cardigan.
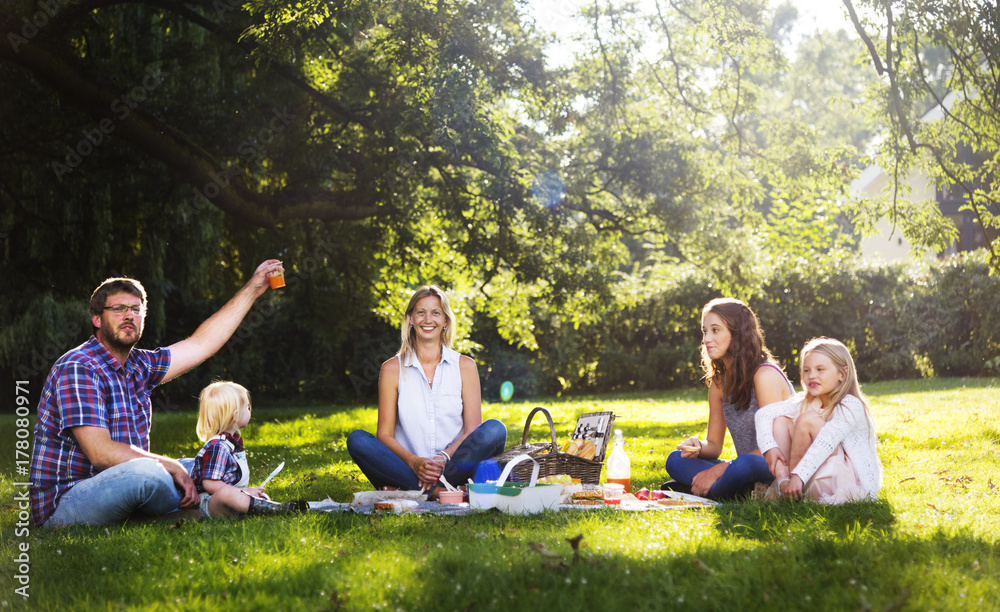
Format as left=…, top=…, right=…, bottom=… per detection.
left=756, top=393, right=882, bottom=499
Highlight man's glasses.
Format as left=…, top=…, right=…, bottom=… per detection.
left=104, top=304, right=144, bottom=316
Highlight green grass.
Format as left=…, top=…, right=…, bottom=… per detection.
left=2, top=377, right=998, bottom=611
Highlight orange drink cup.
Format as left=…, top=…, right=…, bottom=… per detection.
left=268, top=268, right=285, bottom=289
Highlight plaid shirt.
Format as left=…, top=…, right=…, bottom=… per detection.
left=191, top=432, right=246, bottom=491
left=29, top=336, right=171, bottom=525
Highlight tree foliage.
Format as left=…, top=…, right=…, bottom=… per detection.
left=845, top=0, right=1000, bottom=271
left=1, top=0, right=923, bottom=401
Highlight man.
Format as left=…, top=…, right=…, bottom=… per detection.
left=30, top=260, right=283, bottom=527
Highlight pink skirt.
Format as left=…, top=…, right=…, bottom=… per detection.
left=804, top=444, right=866, bottom=504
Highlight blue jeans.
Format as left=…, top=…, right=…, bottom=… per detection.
left=43, top=458, right=182, bottom=527
left=665, top=451, right=774, bottom=501
left=347, top=419, right=507, bottom=490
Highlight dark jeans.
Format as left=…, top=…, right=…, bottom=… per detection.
left=347, top=419, right=507, bottom=490
left=665, top=451, right=774, bottom=501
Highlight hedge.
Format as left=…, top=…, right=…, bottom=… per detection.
left=501, top=250, right=1000, bottom=397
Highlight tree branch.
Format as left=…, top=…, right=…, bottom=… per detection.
left=846, top=1, right=1000, bottom=266
left=56, top=0, right=370, bottom=128
left=0, top=9, right=379, bottom=226
left=651, top=0, right=709, bottom=115
left=843, top=0, right=884, bottom=75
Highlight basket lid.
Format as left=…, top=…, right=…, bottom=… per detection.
left=570, top=411, right=616, bottom=462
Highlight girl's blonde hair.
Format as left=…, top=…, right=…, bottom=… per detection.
left=399, top=285, right=455, bottom=363
left=197, top=381, right=250, bottom=441
left=798, top=337, right=872, bottom=424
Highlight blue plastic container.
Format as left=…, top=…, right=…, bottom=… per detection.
left=473, top=458, right=502, bottom=484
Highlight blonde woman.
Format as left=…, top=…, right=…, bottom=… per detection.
left=756, top=338, right=882, bottom=503
left=347, top=286, right=506, bottom=498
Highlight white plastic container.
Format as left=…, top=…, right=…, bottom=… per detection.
left=468, top=454, right=561, bottom=515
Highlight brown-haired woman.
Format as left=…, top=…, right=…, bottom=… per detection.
left=664, top=298, right=794, bottom=500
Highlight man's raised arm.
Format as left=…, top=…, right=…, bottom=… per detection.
left=163, top=259, right=282, bottom=384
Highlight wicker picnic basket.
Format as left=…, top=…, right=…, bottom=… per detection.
left=494, top=406, right=615, bottom=485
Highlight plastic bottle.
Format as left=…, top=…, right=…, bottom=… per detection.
left=605, top=429, right=631, bottom=493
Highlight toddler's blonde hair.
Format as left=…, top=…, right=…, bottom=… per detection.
left=197, top=381, right=250, bottom=441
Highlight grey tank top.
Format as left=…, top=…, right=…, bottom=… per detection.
left=722, top=363, right=794, bottom=455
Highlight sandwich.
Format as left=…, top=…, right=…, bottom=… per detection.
left=571, top=489, right=604, bottom=506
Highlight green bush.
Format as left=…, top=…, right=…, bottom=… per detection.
left=908, top=251, right=1000, bottom=377
left=6, top=251, right=997, bottom=408
left=590, top=272, right=715, bottom=391
left=753, top=256, right=923, bottom=384
left=480, top=349, right=539, bottom=401
left=507, top=249, right=1000, bottom=395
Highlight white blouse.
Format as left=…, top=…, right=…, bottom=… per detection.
left=756, top=393, right=882, bottom=499
left=394, top=346, right=465, bottom=459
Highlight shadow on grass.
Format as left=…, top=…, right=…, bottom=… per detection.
left=300, top=509, right=997, bottom=612
left=21, top=503, right=1000, bottom=611
left=713, top=498, right=897, bottom=542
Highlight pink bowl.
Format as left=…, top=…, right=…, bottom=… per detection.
left=438, top=490, right=464, bottom=504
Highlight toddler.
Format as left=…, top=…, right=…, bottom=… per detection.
left=192, top=381, right=306, bottom=517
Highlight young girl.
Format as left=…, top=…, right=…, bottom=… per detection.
left=665, top=298, right=795, bottom=500
left=755, top=338, right=882, bottom=503
left=192, top=381, right=306, bottom=517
